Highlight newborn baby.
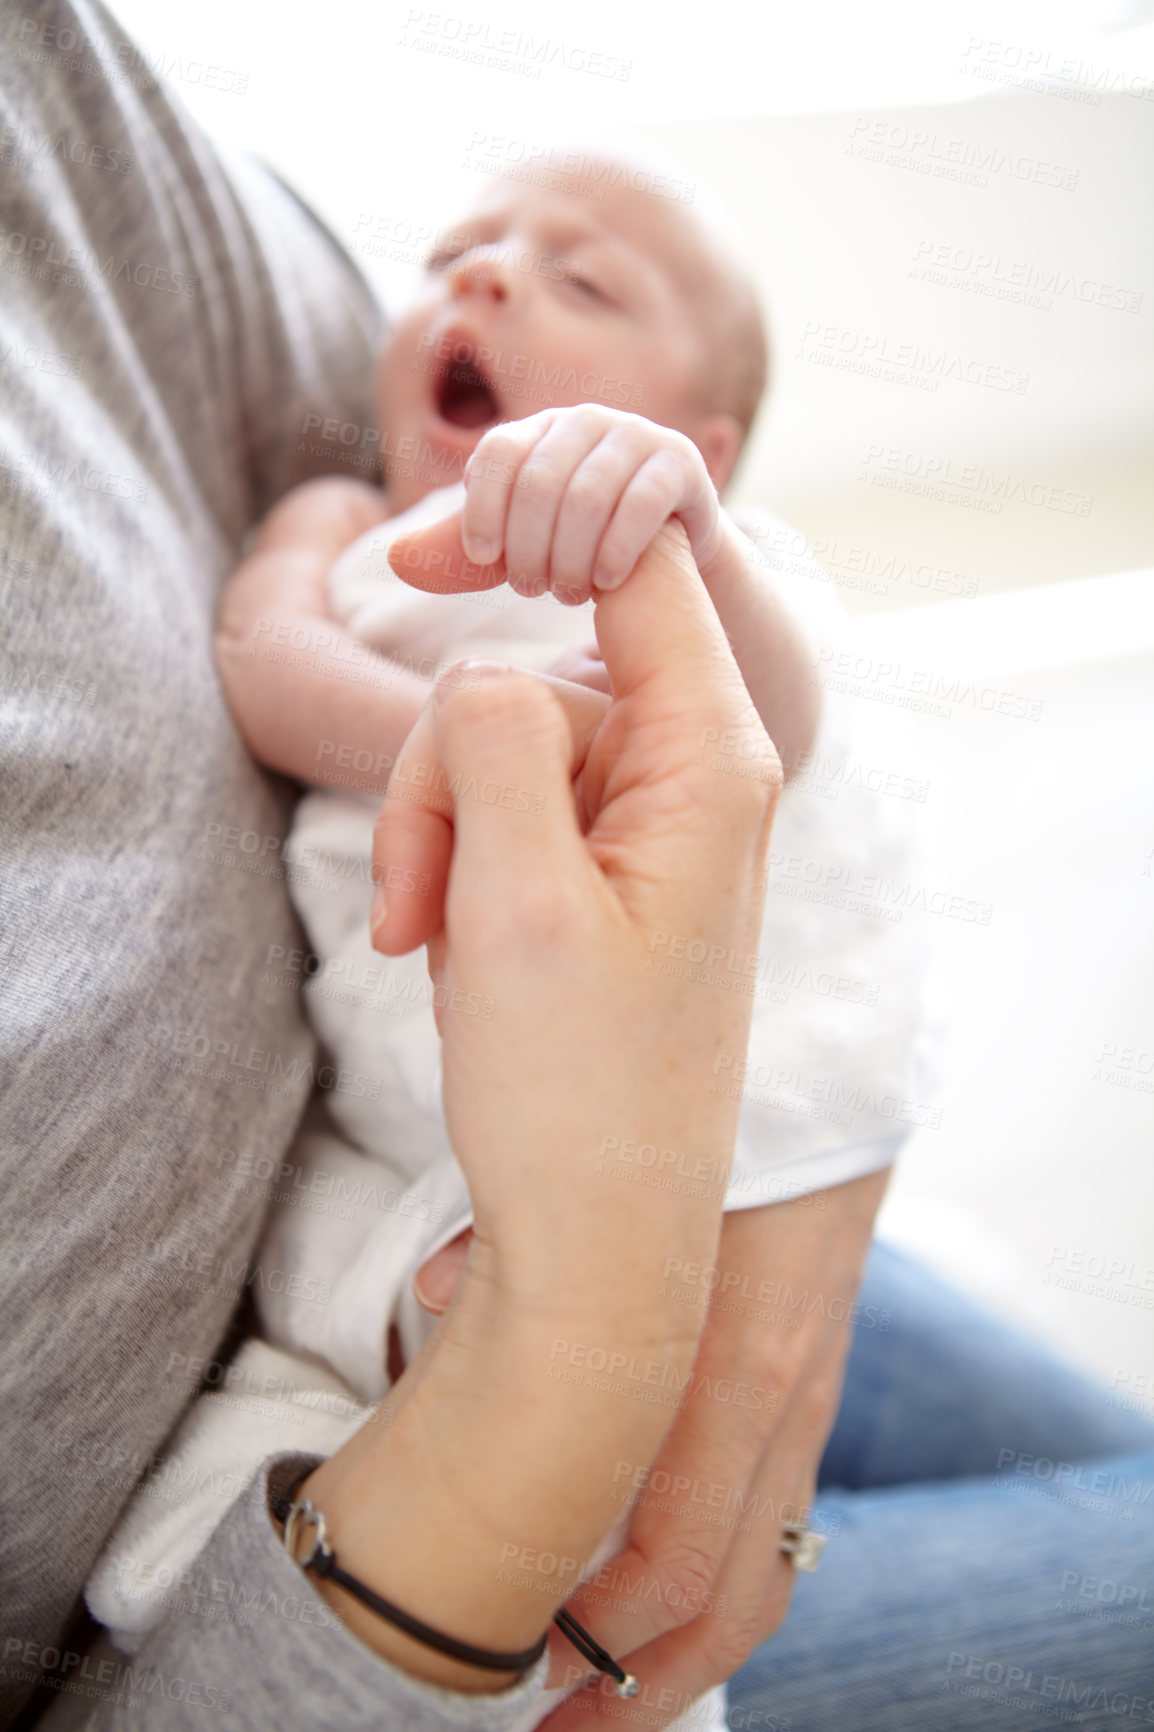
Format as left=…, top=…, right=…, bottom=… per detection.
left=86, top=151, right=934, bottom=1731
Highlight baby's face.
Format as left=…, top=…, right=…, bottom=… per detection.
left=376, top=169, right=724, bottom=513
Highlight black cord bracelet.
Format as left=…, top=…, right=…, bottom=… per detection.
left=275, top=1496, right=639, bottom=1699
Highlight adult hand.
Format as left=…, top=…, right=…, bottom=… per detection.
left=371, top=515, right=783, bottom=1309
left=299, top=514, right=784, bottom=1693
left=373, top=509, right=889, bottom=1723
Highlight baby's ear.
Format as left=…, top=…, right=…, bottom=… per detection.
left=692, top=412, right=743, bottom=493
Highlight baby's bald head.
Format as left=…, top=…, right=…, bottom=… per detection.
left=467, top=145, right=769, bottom=468
left=537, top=149, right=766, bottom=444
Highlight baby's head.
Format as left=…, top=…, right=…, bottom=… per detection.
left=375, top=147, right=767, bottom=513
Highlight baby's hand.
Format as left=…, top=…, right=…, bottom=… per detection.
left=459, top=405, right=723, bottom=606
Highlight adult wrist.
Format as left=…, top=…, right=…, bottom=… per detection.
left=295, top=1255, right=702, bottom=1690
left=452, top=1215, right=728, bottom=1433
left=430, top=1241, right=710, bottom=1467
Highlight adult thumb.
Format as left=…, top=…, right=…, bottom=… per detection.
left=387, top=508, right=506, bottom=594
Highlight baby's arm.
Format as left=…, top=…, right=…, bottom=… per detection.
left=215, top=477, right=433, bottom=794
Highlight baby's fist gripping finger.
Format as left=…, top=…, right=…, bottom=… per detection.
left=459, top=406, right=722, bottom=606
left=466, top=407, right=620, bottom=602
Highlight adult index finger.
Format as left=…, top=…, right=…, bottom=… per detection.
left=370, top=666, right=610, bottom=956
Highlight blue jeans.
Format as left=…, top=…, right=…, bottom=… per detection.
left=728, top=1242, right=1154, bottom=1730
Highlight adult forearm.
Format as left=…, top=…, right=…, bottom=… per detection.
left=698, top=514, right=823, bottom=779
left=296, top=1253, right=706, bottom=1693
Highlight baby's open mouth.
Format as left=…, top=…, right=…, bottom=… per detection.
left=435, top=355, right=501, bottom=431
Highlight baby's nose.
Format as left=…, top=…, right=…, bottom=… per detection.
left=449, top=252, right=510, bottom=304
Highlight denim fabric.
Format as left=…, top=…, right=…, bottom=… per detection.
left=729, top=1243, right=1154, bottom=1730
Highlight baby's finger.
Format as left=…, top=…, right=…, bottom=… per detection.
left=502, top=408, right=614, bottom=598
left=549, top=427, right=653, bottom=606
left=461, top=410, right=557, bottom=568
left=591, top=451, right=685, bottom=593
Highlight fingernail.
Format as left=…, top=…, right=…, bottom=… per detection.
left=593, top=566, right=625, bottom=591
left=370, top=885, right=388, bottom=943
left=466, top=537, right=496, bottom=567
